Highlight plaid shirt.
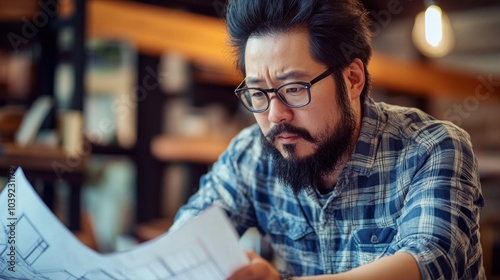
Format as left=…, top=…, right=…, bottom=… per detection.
left=172, top=97, right=485, bottom=279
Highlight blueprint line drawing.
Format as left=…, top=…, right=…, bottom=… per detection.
left=0, top=168, right=248, bottom=279
left=14, top=214, right=49, bottom=266
left=0, top=215, right=118, bottom=279
left=119, top=237, right=226, bottom=280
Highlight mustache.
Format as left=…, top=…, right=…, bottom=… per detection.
left=265, top=123, right=316, bottom=143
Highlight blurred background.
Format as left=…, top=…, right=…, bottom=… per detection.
left=0, top=0, right=499, bottom=278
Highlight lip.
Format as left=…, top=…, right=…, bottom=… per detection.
left=276, top=133, right=300, bottom=144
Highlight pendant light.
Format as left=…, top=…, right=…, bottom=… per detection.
left=412, top=1, right=455, bottom=57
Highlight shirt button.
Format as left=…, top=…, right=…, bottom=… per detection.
left=371, top=235, right=378, bottom=244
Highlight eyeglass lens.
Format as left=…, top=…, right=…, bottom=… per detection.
left=238, top=83, right=309, bottom=111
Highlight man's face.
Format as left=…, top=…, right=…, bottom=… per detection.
left=244, top=30, right=362, bottom=192
left=244, top=30, right=347, bottom=159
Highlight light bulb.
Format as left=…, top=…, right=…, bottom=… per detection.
left=425, top=5, right=443, bottom=47
left=412, top=4, right=454, bottom=57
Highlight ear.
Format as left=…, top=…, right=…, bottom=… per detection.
left=344, top=58, right=365, bottom=100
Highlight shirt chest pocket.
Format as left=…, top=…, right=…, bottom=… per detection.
left=352, top=227, right=397, bottom=266
left=267, top=213, right=314, bottom=240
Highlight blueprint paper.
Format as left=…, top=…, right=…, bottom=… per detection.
left=0, top=168, right=248, bottom=279
left=106, top=206, right=250, bottom=279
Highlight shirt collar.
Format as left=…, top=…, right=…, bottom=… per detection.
left=341, top=96, right=386, bottom=177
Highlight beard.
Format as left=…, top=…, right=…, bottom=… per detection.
left=261, top=82, right=357, bottom=195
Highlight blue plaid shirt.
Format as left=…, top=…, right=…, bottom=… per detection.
left=172, top=97, right=485, bottom=279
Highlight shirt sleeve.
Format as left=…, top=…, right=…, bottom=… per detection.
left=169, top=127, right=259, bottom=236
left=389, top=122, right=485, bottom=280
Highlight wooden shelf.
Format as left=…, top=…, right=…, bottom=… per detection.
left=0, top=142, right=87, bottom=230
left=0, top=143, right=86, bottom=175
left=151, top=136, right=231, bottom=164
left=0, top=0, right=38, bottom=21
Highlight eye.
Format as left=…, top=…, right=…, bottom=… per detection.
left=284, top=86, right=306, bottom=96
left=251, top=91, right=266, bottom=98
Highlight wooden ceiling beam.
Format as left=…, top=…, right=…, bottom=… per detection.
left=87, top=0, right=237, bottom=81
left=369, top=53, right=495, bottom=101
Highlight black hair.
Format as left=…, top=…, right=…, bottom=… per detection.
left=226, top=0, right=373, bottom=100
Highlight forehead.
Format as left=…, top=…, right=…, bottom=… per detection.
left=244, top=30, right=318, bottom=77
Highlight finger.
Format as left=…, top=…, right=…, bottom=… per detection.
left=227, top=254, right=276, bottom=280
left=227, top=266, right=252, bottom=280
left=245, top=250, right=259, bottom=260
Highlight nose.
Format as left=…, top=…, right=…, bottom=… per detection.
left=267, top=94, right=293, bottom=123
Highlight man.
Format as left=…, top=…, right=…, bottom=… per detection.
left=170, top=0, right=485, bottom=279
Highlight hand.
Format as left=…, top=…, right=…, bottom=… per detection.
left=227, top=250, right=281, bottom=280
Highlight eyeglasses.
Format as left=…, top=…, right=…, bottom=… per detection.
left=234, top=67, right=336, bottom=113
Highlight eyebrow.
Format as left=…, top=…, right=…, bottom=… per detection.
left=245, top=70, right=310, bottom=86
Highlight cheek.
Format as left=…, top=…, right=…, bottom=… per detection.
left=302, top=92, right=330, bottom=114
left=298, top=103, right=338, bottom=136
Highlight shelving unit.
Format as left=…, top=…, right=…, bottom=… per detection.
left=0, top=0, right=87, bottom=231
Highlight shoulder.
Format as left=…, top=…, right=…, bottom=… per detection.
left=228, top=123, right=263, bottom=151
left=373, top=101, right=477, bottom=180
left=375, top=101, right=472, bottom=149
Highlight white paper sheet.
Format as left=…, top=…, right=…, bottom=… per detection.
left=0, top=168, right=248, bottom=279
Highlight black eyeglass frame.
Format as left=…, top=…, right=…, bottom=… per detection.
left=234, top=67, right=337, bottom=113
